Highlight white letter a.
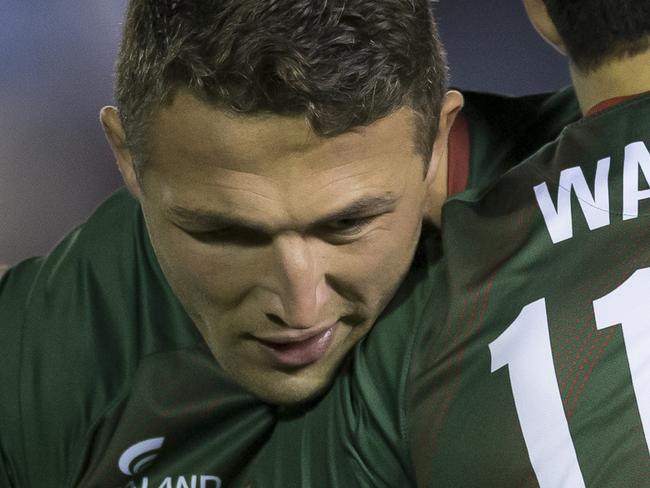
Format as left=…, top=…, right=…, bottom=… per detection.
left=623, top=141, right=650, bottom=220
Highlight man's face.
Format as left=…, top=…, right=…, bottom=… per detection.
left=137, top=90, right=429, bottom=405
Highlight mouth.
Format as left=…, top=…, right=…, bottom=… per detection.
left=255, top=323, right=338, bottom=368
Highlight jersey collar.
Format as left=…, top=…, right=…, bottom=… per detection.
left=586, top=91, right=650, bottom=117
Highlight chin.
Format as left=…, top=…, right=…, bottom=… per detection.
left=262, top=375, right=334, bottom=407
left=239, top=362, right=342, bottom=407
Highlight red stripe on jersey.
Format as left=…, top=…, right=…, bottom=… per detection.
left=447, top=111, right=470, bottom=196
left=566, top=328, right=616, bottom=418
left=564, top=229, right=650, bottom=416
left=586, top=91, right=650, bottom=117
left=427, top=271, right=498, bottom=453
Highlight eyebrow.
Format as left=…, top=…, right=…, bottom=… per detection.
left=168, top=193, right=399, bottom=234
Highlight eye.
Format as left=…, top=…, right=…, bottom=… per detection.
left=186, top=227, right=270, bottom=247
left=323, top=216, right=376, bottom=236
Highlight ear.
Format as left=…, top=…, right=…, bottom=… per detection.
left=424, top=90, right=464, bottom=227
left=100, top=106, right=144, bottom=201
left=523, top=0, right=566, bottom=55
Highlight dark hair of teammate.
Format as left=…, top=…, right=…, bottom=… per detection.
left=541, top=0, right=650, bottom=71
left=115, top=0, right=448, bottom=171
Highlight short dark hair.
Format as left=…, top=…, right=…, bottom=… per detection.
left=542, top=0, right=650, bottom=71
left=115, top=0, right=448, bottom=171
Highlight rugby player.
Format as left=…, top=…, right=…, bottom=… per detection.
left=408, top=0, right=650, bottom=486
left=0, top=1, right=579, bottom=486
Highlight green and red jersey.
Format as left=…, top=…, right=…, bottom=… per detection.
left=409, top=92, right=650, bottom=487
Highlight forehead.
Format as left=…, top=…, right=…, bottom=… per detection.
left=144, top=90, right=422, bottom=223
left=150, top=89, right=419, bottom=165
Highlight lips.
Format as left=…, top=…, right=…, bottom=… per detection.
left=256, top=324, right=337, bottom=368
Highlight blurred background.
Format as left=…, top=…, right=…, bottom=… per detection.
left=0, top=0, right=571, bottom=265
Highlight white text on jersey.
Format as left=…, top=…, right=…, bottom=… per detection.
left=125, top=475, right=222, bottom=488
left=534, top=140, right=650, bottom=243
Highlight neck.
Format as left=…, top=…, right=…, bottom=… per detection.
left=570, top=48, right=650, bottom=114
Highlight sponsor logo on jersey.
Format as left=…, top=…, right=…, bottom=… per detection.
left=120, top=437, right=222, bottom=488
left=120, top=437, right=165, bottom=475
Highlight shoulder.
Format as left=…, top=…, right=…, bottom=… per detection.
left=442, top=92, right=650, bottom=282
left=458, top=87, right=581, bottom=189
left=13, top=187, right=196, bottom=365
left=338, top=229, right=442, bottom=461
left=460, top=87, right=580, bottom=136
left=0, top=189, right=200, bottom=483
left=15, top=185, right=200, bottom=386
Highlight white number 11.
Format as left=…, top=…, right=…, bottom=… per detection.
left=489, top=267, right=650, bottom=488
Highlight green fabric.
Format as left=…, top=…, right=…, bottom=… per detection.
left=461, top=86, right=581, bottom=190
left=0, top=89, right=581, bottom=487
left=409, top=93, right=650, bottom=487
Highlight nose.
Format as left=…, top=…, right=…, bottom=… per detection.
left=268, top=232, right=324, bottom=329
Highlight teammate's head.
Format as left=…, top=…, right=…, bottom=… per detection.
left=101, top=0, right=461, bottom=405
left=524, top=0, right=650, bottom=71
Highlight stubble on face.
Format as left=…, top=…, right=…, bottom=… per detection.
left=136, top=90, right=429, bottom=405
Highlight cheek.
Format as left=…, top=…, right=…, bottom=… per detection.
left=178, top=250, right=261, bottom=306
left=329, top=219, right=422, bottom=301
left=147, top=221, right=259, bottom=307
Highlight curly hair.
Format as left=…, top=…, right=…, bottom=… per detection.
left=542, top=0, right=650, bottom=71
left=115, top=0, right=448, bottom=170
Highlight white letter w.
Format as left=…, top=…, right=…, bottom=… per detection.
left=534, top=158, right=611, bottom=244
